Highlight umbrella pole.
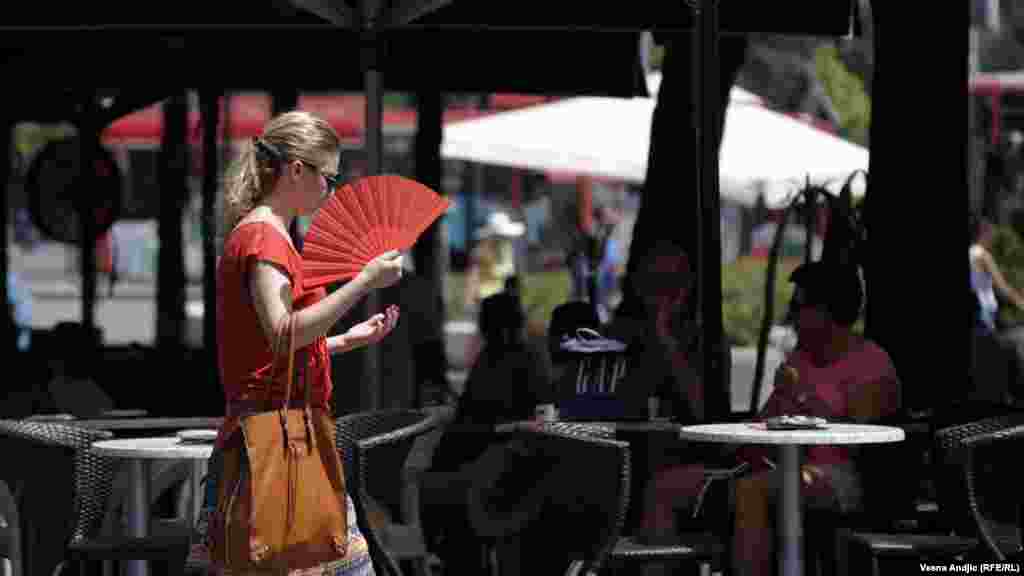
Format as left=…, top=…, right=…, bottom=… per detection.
left=696, top=0, right=725, bottom=422
left=363, top=31, right=383, bottom=411
left=0, top=122, right=10, bottom=353
left=80, top=110, right=98, bottom=339
left=804, top=177, right=817, bottom=264
left=200, top=90, right=222, bottom=389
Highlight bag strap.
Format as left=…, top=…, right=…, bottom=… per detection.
left=267, top=313, right=297, bottom=432
left=268, top=313, right=316, bottom=444
left=265, top=313, right=316, bottom=406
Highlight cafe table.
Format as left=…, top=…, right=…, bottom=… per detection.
left=495, top=418, right=680, bottom=435
left=678, top=422, right=905, bottom=576
left=91, top=436, right=215, bottom=576
left=72, top=416, right=223, bottom=432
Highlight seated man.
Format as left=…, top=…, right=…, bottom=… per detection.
left=604, top=240, right=701, bottom=423
left=425, top=292, right=551, bottom=575
left=640, top=261, right=900, bottom=576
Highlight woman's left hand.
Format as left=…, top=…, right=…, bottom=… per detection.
left=345, top=305, right=400, bottom=348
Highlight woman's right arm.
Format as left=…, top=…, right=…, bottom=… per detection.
left=250, top=251, right=403, bottom=351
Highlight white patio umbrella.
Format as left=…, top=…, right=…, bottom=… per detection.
left=442, top=74, right=868, bottom=208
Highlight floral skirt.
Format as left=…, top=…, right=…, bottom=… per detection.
left=190, top=450, right=375, bottom=576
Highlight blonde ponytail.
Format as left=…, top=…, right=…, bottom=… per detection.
left=219, top=110, right=341, bottom=234
left=221, top=140, right=276, bottom=232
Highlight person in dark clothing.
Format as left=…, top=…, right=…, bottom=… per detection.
left=433, top=292, right=551, bottom=470
left=605, top=240, right=702, bottom=423
left=425, top=292, right=552, bottom=575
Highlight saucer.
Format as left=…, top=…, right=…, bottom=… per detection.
left=176, top=429, right=218, bottom=444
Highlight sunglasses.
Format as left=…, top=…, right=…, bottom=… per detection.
left=297, top=160, right=343, bottom=194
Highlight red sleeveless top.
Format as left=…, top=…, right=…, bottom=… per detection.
left=215, top=221, right=333, bottom=447
left=741, top=338, right=898, bottom=468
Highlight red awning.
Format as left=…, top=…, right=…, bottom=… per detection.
left=969, top=71, right=1024, bottom=96
left=101, top=93, right=493, bottom=146
left=489, top=94, right=552, bottom=109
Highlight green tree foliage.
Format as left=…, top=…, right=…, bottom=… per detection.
left=13, top=123, right=76, bottom=163
left=989, top=224, right=1024, bottom=326
left=815, top=44, right=871, bottom=146
left=721, top=256, right=800, bottom=347
left=650, top=44, right=665, bottom=70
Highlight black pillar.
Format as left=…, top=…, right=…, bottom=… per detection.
left=413, top=91, right=443, bottom=282
left=272, top=90, right=303, bottom=250
left=413, top=90, right=445, bottom=407
left=156, top=92, right=188, bottom=352
left=80, top=110, right=99, bottom=339
left=465, top=96, right=487, bottom=267
left=863, top=3, right=966, bottom=411
left=200, top=90, right=221, bottom=391
left=0, top=120, right=11, bottom=352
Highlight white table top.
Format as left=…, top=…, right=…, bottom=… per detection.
left=566, top=420, right=682, bottom=433
left=72, top=417, right=224, bottom=431
left=92, top=437, right=215, bottom=460
left=495, top=419, right=681, bottom=436
left=679, top=422, right=905, bottom=445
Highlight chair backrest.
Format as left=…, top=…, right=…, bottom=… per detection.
left=336, top=410, right=439, bottom=508
left=335, top=410, right=443, bottom=576
left=511, top=426, right=631, bottom=576
left=963, top=424, right=1024, bottom=559
left=855, top=412, right=931, bottom=523
left=0, top=479, right=22, bottom=576
left=0, top=420, right=115, bottom=576
left=542, top=421, right=616, bottom=440
left=933, top=413, right=1024, bottom=535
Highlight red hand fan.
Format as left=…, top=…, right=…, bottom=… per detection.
left=301, top=174, right=451, bottom=289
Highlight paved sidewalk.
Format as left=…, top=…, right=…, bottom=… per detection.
left=26, top=278, right=204, bottom=300
left=13, top=241, right=204, bottom=300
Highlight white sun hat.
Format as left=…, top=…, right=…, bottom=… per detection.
left=477, top=212, right=526, bottom=238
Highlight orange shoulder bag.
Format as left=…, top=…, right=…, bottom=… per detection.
left=210, top=313, right=349, bottom=572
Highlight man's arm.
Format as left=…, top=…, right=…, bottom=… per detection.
left=848, top=368, right=902, bottom=423
left=758, top=361, right=844, bottom=420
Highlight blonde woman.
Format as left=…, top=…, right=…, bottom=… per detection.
left=197, top=111, right=404, bottom=575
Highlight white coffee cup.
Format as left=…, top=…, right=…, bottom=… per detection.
left=535, top=403, right=558, bottom=422
left=647, top=397, right=661, bottom=421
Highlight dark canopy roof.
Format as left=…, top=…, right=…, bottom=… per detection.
left=407, top=0, right=858, bottom=36
left=0, top=0, right=858, bottom=34
left=0, top=0, right=856, bottom=125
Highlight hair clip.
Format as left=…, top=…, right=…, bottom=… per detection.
left=253, top=137, right=284, bottom=162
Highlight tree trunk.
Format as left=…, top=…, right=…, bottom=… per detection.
left=863, top=2, right=967, bottom=411
left=624, top=33, right=747, bottom=421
